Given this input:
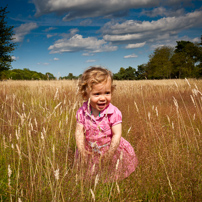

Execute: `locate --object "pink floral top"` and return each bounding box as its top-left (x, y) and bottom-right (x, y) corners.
top-left (76, 101), bottom-right (138, 180)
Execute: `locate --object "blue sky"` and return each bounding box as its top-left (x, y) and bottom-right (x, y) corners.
top-left (2, 0), bottom-right (202, 77)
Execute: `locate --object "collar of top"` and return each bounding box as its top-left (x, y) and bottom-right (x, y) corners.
top-left (83, 101), bottom-right (114, 118)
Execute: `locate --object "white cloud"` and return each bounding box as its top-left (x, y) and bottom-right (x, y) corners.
top-left (47, 34), bottom-right (57, 38)
top-left (48, 34), bottom-right (117, 54)
top-left (192, 37), bottom-right (200, 43)
top-left (125, 42), bottom-right (146, 49)
top-left (11, 56), bottom-right (19, 60)
top-left (33, 0), bottom-right (166, 20)
top-left (54, 57), bottom-right (59, 61)
top-left (80, 19), bottom-right (92, 26)
top-left (37, 62), bottom-right (50, 65)
top-left (60, 28), bottom-right (79, 38)
top-left (124, 54), bottom-right (138, 59)
top-left (102, 10), bottom-right (202, 44)
top-left (86, 60), bottom-right (96, 63)
top-left (44, 27), bottom-right (57, 32)
top-left (82, 53), bottom-right (94, 56)
top-left (141, 7), bottom-right (185, 17)
top-left (13, 23), bottom-right (38, 42)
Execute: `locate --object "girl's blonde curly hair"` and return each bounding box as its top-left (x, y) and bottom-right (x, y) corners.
top-left (78, 66), bottom-right (116, 100)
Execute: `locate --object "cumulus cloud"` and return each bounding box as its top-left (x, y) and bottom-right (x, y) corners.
top-left (47, 34), bottom-right (54, 38)
top-left (124, 54), bottom-right (138, 58)
top-left (86, 59), bottom-right (96, 63)
top-left (13, 23), bottom-right (38, 42)
top-left (101, 10), bottom-right (202, 44)
top-left (37, 62), bottom-right (50, 65)
top-left (44, 27), bottom-right (57, 32)
top-left (33, 0), bottom-right (164, 20)
top-left (54, 58), bottom-right (59, 61)
top-left (141, 7), bottom-right (185, 17)
top-left (82, 53), bottom-right (94, 56)
top-left (11, 56), bottom-right (19, 60)
top-left (48, 33), bottom-right (117, 54)
top-left (80, 19), bottom-right (92, 26)
top-left (125, 42), bottom-right (146, 49)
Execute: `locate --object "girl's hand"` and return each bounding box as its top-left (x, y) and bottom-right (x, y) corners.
top-left (80, 149), bottom-right (92, 164)
top-left (101, 152), bottom-right (113, 165)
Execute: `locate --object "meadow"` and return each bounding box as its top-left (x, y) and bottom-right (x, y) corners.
top-left (0, 79), bottom-right (202, 201)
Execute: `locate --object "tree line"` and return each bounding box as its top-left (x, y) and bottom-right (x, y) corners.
top-left (114, 39), bottom-right (202, 80)
top-left (1, 68), bottom-right (56, 80)
top-left (1, 6), bottom-right (202, 80)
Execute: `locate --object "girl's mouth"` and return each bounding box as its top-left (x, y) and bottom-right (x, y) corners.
top-left (97, 103), bottom-right (106, 109)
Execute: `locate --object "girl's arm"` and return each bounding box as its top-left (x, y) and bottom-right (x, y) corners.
top-left (104, 123), bottom-right (122, 160)
top-left (75, 123), bottom-right (89, 162)
top-left (75, 123), bottom-right (85, 153)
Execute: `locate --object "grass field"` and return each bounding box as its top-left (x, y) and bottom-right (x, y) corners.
top-left (0, 79), bottom-right (202, 201)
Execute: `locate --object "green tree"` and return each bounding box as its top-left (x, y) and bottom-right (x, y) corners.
top-left (136, 64), bottom-right (148, 79)
top-left (0, 6), bottom-right (16, 79)
top-left (113, 66), bottom-right (137, 80)
top-left (171, 40), bottom-right (202, 78)
top-left (124, 66), bottom-right (136, 80)
top-left (146, 46), bottom-right (174, 79)
top-left (46, 72), bottom-right (55, 80)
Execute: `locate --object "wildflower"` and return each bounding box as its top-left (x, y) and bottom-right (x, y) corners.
top-left (3, 135), bottom-right (6, 149)
top-left (54, 168), bottom-right (59, 181)
top-left (90, 189), bottom-right (95, 201)
top-left (41, 132), bottom-right (44, 140)
top-left (127, 127), bottom-right (131, 134)
top-left (120, 151), bottom-right (123, 161)
top-left (34, 118), bottom-right (38, 128)
top-left (94, 174), bottom-right (99, 190)
top-left (172, 122), bottom-right (174, 130)
top-left (155, 107), bottom-right (158, 117)
top-left (192, 88), bottom-right (198, 96)
top-left (116, 181), bottom-right (120, 194)
top-left (148, 112), bottom-right (151, 121)
top-left (185, 78), bottom-right (191, 87)
top-left (8, 165), bottom-right (12, 178)
top-left (22, 102), bottom-right (25, 111)
top-left (16, 144), bottom-right (21, 159)
top-left (75, 174), bottom-right (78, 185)
top-left (54, 88), bottom-right (59, 100)
top-left (15, 129), bottom-right (19, 140)
top-left (190, 95), bottom-right (196, 107)
top-left (134, 101), bottom-right (139, 113)
top-left (52, 144), bottom-right (55, 154)
top-left (92, 163), bottom-right (95, 174)
top-left (166, 115), bottom-right (170, 124)
top-left (173, 96), bottom-right (179, 112)
top-left (116, 159), bottom-right (120, 170)
top-left (54, 102), bottom-right (62, 111)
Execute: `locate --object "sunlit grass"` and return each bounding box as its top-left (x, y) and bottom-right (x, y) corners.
top-left (0, 79), bottom-right (202, 201)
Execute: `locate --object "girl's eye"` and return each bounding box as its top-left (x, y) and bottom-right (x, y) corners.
top-left (106, 92), bottom-right (111, 95)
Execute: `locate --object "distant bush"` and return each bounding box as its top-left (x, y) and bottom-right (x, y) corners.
top-left (1, 68), bottom-right (56, 80)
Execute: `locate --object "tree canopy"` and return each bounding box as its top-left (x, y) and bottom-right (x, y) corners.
top-left (2, 68), bottom-right (56, 80)
top-left (114, 38), bottom-right (202, 80)
top-left (0, 6), bottom-right (16, 79)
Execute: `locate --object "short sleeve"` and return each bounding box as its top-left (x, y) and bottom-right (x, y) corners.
top-left (109, 107), bottom-right (122, 127)
top-left (76, 107), bottom-right (84, 125)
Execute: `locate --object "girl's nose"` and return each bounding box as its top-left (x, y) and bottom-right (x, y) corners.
top-left (99, 94), bottom-right (105, 100)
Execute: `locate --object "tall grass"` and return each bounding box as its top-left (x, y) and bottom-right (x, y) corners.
top-left (0, 79), bottom-right (202, 201)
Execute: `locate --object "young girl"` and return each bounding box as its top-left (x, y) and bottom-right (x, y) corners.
top-left (75, 66), bottom-right (138, 180)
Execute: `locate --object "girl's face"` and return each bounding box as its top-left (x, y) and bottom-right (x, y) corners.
top-left (87, 78), bottom-right (112, 115)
